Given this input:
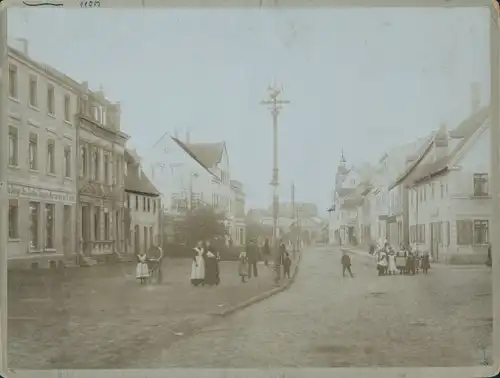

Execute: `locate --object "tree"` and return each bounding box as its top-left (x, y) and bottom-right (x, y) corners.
top-left (177, 207), bottom-right (228, 247)
top-left (245, 220), bottom-right (272, 243)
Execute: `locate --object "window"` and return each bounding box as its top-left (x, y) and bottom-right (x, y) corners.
top-left (456, 220), bottom-right (473, 245)
top-left (144, 226), bottom-right (148, 252)
top-left (94, 207), bottom-right (100, 240)
top-left (45, 204), bottom-right (55, 249)
top-left (143, 196), bottom-right (147, 211)
top-left (127, 194), bottom-right (130, 209)
top-left (47, 139), bottom-right (55, 174)
top-left (104, 212), bottom-right (110, 240)
top-left (64, 146), bottom-right (71, 178)
top-left (8, 199), bottom-right (19, 239)
top-left (440, 184), bottom-right (444, 199)
top-left (135, 195), bottom-right (139, 211)
top-left (104, 153), bottom-right (110, 184)
top-left (29, 75), bottom-right (38, 108)
top-left (239, 228), bottom-right (244, 244)
top-left (445, 221), bottom-right (450, 246)
top-left (473, 173), bottom-right (488, 196)
top-left (29, 133), bottom-right (38, 170)
top-left (29, 202), bottom-right (40, 249)
top-left (431, 183), bottom-right (434, 199)
top-left (47, 84), bottom-right (55, 115)
top-left (64, 94), bottom-right (71, 122)
top-left (153, 199), bottom-right (156, 213)
top-left (8, 126), bottom-right (18, 166)
top-left (416, 224), bottom-right (425, 243)
top-left (473, 220), bottom-right (489, 244)
top-left (147, 198), bottom-right (151, 212)
top-left (8, 64), bottom-right (18, 99)
top-left (102, 108), bottom-right (107, 125)
top-left (92, 106), bottom-right (99, 122)
top-left (92, 147), bottom-right (100, 181)
top-left (80, 144), bottom-right (88, 178)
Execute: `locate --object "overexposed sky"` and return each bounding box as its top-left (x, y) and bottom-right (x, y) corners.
top-left (8, 7), bottom-right (490, 211)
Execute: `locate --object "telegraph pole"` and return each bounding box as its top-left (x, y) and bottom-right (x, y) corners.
top-left (0, 8), bottom-right (8, 375)
top-left (261, 83), bottom-right (290, 283)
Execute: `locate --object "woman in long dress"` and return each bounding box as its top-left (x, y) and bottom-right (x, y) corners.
top-left (377, 250), bottom-right (388, 276)
top-left (238, 250), bottom-right (249, 282)
top-left (136, 251), bottom-right (150, 284)
top-left (191, 240), bottom-right (206, 286)
top-left (388, 252), bottom-right (397, 275)
top-left (204, 240), bottom-right (220, 286)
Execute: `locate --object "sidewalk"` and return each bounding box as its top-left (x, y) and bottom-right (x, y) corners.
top-left (8, 257), bottom-right (290, 369)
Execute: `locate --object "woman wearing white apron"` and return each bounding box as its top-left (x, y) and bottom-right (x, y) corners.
top-left (191, 240), bottom-right (206, 286)
top-left (388, 252), bottom-right (397, 275)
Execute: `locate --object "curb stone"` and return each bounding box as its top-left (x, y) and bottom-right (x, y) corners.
top-left (218, 250), bottom-right (303, 317)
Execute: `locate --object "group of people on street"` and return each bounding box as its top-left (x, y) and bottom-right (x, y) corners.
top-left (238, 238), bottom-right (293, 283)
top-left (190, 240), bottom-right (221, 286)
top-left (372, 240), bottom-right (430, 276)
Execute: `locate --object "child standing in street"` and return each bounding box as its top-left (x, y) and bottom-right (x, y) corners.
top-left (238, 250), bottom-right (249, 283)
top-left (341, 251), bottom-right (354, 278)
top-left (136, 251), bottom-right (150, 284)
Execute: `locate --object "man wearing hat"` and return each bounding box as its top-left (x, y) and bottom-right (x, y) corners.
top-left (246, 238), bottom-right (260, 278)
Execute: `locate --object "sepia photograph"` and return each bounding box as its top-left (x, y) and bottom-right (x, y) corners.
top-left (0, 1), bottom-right (496, 375)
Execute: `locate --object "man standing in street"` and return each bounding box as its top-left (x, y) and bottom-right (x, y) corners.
top-left (246, 238), bottom-right (259, 279)
top-left (341, 250), bottom-right (354, 278)
top-left (148, 243), bottom-right (164, 284)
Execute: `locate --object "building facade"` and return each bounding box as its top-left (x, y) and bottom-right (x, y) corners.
top-left (229, 179), bottom-right (246, 246)
top-left (406, 107), bottom-right (490, 263)
top-left (7, 47), bottom-right (79, 268)
top-left (76, 83), bottom-right (129, 262)
top-left (124, 150), bottom-right (161, 255)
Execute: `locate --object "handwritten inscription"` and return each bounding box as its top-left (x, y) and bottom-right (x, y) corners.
top-left (80, 0), bottom-right (100, 7)
top-left (8, 183), bottom-right (76, 203)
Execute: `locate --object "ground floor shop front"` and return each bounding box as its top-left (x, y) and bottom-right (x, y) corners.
top-left (7, 183), bottom-right (76, 269)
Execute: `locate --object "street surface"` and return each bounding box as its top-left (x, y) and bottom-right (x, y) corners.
top-left (143, 245), bottom-right (492, 368)
top-left (8, 258), bottom-right (279, 369)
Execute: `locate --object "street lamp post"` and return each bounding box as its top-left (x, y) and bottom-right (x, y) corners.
top-left (261, 83), bottom-right (290, 283)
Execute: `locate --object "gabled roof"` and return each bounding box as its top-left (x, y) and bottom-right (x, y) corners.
top-left (171, 137), bottom-right (221, 181)
top-left (124, 150), bottom-right (160, 196)
top-left (411, 107), bottom-right (489, 185)
top-left (388, 135), bottom-right (435, 190)
top-left (185, 141), bottom-right (225, 168)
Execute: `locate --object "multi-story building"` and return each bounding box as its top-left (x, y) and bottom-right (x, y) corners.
top-left (124, 149), bottom-right (161, 254)
top-left (229, 179), bottom-right (246, 246)
top-left (7, 46), bottom-right (79, 268)
top-left (405, 106), bottom-right (490, 263)
top-left (76, 82), bottom-right (129, 263)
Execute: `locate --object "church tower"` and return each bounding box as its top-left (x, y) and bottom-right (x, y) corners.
top-left (335, 150), bottom-right (349, 190)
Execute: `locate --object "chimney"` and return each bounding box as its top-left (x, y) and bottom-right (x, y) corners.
top-left (433, 122), bottom-right (449, 162)
top-left (470, 82), bottom-right (480, 113)
top-left (185, 130), bottom-right (191, 144)
top-left (16, 38), bottom-right (28, 56)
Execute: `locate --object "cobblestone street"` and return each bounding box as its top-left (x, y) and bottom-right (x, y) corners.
top-left (144, 246), bottom-right (492, 368)
top-left (8, 258), bottom-right (278, 369)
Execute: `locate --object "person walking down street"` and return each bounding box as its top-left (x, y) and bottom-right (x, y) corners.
top-left (262, 238), bottom-right (271, 267)
top-left (341, 251), bottom-right (354, 277)
top-left (191, 240), bottom-right (206, 286)
top-left (136, 251), bottom-right (150, 284)
top-left (376, 249), bottom-right (388, 276)
top-left (246, 239), bottom-right (259, 278)
top-left (282, 245), bottom-right (292, 279)
top-left (238, 250), bottom-right (249, 283)
top-left (203, 240), bottom-right (220, 286)
top-left (421, 251), bottom-right (430, 274)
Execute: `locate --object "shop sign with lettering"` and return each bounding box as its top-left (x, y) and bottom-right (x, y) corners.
top-left (8, 183), bottom-right (76, 203)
